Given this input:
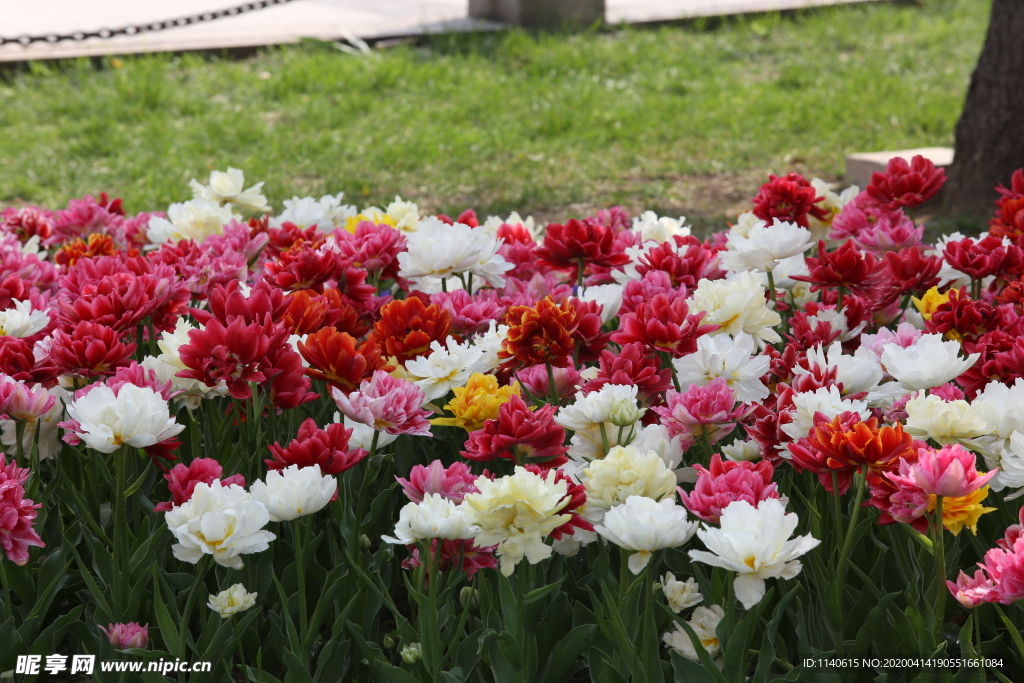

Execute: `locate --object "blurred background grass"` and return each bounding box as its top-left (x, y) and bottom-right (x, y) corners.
top-left (0, 0), bottom-right (990, 227)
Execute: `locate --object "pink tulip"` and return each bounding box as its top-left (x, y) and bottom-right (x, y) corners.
top-left (515, 360), bottom-right (582, 401)
top-left (887, 444), bottom-right (996, 499)
top-left (5, 383), bottom-right (56, 422)
top-left (396, 461), bottom-right (481, 504)
top-left (946, 569), bottom-right (998, 608)
top-left (678, 454), bottom-right (780, 524)
top-left (653, 378), bottom-right (752, 448)
top-left (100, 622), bottom-right (149, 649)
top-left (331, 371), bottom-right (433, 437)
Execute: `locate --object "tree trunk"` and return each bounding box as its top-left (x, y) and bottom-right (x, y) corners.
top-left (945, 0), bottom-right (1024, 221)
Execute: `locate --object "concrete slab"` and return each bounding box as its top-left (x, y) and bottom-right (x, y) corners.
top-left (0, 0), bottom-right (498, 62)
top-left (607, 0), bottom-right (880, 23)
top-left (0, 0), bottom-right (884, 63)
top-left (845, 147), bottom-right (955, 189)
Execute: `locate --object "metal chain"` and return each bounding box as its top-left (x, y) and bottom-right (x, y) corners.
top-left (0, 0), bottom-right (298, 47)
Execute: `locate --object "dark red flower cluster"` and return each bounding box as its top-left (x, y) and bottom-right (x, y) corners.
top-left (794, 240), bottom-right (894, 305)
top-left (991, 170), bottom-right (1024, 243)
top-left (154, 458), bottom-right (246, 512)
top-left (535, 219), bottom-right (630, 273)
top-left (462, 394), bottom-right (567, 467)
top-left (943, 235), bottom-right (1024, 284)
top-left (752, 173), bottom-right (829, 228)
top-left (635, 236), bottom-right (714, 290)
top-left (265, 417), bottom-right (368, 475)
top-left (56, 255), bottom-right (190, 333)
top-left (611, 291), bottom-right (717, 357)
top-left (583, 342), bottom-right (672, 408)
top-left (865, 155), bottom-right (946, 210)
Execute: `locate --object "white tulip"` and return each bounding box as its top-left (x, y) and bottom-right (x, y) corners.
top-left (207, 584), bottom-right (257, 617)
top-left (596, 496), bottom-right (698, 574)
top-left (689, 498), bottom-right (819, 609)
top-left (165, 481), bottom-right (276, 569)
top-left (382, 493), bottom-right (477, 545)
top-left (250, 465), bottom-right (337, 522)
top-left (880, 334), bottom-right (979, 392)
top-left (64, 384), bottom-right (184, 454)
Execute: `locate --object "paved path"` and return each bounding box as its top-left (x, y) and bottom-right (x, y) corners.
top-left (0, 0), bottom-right (880, 62)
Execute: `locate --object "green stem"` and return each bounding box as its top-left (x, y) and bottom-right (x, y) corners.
top-left (354, 430), bottom-right (381, 534)
top-left (576, 259), bottom-right (585, 293)
top-left (830, 471), bottom-right (844, 555)
top-left (513, 370), bottom-right (541, 407)
top-left (896, 520), bottom-right (933, 551)
top-left (973, 608), bottom-right (981, 656)
top-left (766, 268), bottom-right (777, 309)
top-left (599, 422), bottom-right (611, 457)
top-left (726, 573), bottom-right (736, 637)
top-left (295, 517), bottom-right (309, 664)
top-left (697, 432), bottom-right (713, 463)
top-left (833, 466), bottom-right (867, 653)
top-left (147, 319), bottom-right (158, 358)
top-left (178, 557), bottom-right (211, 659)
top-left (235, 623), bottom-right (247, 674)
top-left (836, 285), bottom-right (845, 312)
top-left (835, 467), bottom-right (867, 583)
top-left (640, 562), bottom-right (655, 679)
top-left (441, 277), bottom-right (448, 293)
top-left (545, 361), bottom-right (559, 406)
top-left (113, 446), bottom-right (129, 618)
top-left (14, 420), bottom-right (24, 467)
top-left (519, 562), bottom-right (535, 680)
top-left (618, 546), bottom-right (630, 616)
top-left (660, 351), bottom-right (681, 392)
top-left (135, 322), bottom-right (145, 362)
top-left (933, 495), bottom-right (947, 648)
top-left (424, 540), bottom-right (443, 683)
top-left (0, 556), bottom-right (10, 622)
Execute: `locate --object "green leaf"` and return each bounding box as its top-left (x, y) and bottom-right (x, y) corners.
top-left (752, 585), bottom-right (800, 682)
top-left (281, 651), bottom-right (316, 683)
top-left (670, 650), bottom-right (720, 683)
top-left (440, 668), bottom-right (465, 683)
top-left (536, 624), bottom-right (596, 683)
top-left (245, 665), bottom-right (284, 683)
top-left (851, 592), bottom-right (901, 655)
top-left (27, 606), bottom-right (82, 655)
top-left (125, 459), bottom-right (154, 496)
top-left (486, 631), bottom-right (519, 683)
top-left (302, 564), bottom-right (349, 654)
top-left (272, 573), bottom-right (304, 669)
top-left (67, 539), bottom-right (113, 623)
top-left (722, 587), bottom-right (774, 681)
top-left (524, 578), bottom-right (565, 606)
top-left (25, 547), bottom-right (71, 621)
top-left (152, 572), bottom-right (180, 656)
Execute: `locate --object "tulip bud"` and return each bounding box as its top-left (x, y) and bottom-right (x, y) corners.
top-left (383, 634), bottom-right (396, 650)
top-left (608, 401), bottom-right (643, 428)
top-left (359, 534), bottom-right (372, 549)
top-left (459, 586), bottom-right (479, 610)
top-left (400, 643), bottom-right (422, 664)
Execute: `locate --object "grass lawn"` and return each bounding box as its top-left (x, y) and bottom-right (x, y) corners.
top-left (0, 0), bottom-right (991, 227)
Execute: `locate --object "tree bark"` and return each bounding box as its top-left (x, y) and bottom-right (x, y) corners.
top-left (945, 0), bottom-right (1024, 220)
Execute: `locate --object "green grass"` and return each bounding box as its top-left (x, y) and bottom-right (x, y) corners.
top-left (0, 0), bottom-right (990, 225)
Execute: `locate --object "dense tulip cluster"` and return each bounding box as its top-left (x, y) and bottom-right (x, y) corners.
top-left (3, 159), bottom-right (1024, 679)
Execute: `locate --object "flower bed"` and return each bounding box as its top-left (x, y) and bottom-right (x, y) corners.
top-left (2, 161), bottom-right (1024, 680)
